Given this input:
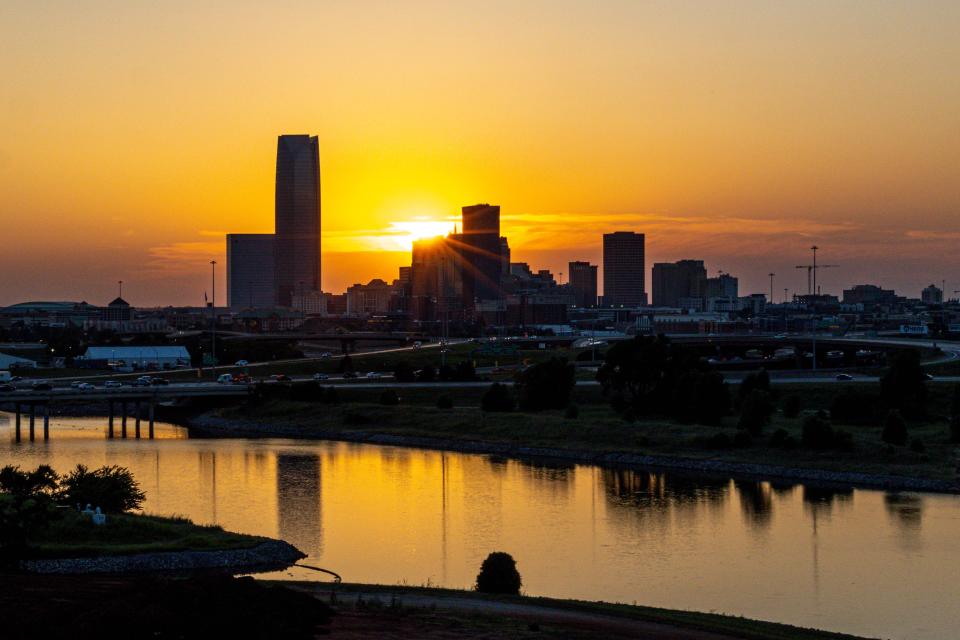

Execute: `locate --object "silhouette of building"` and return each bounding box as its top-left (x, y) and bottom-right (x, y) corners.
top-left (227, 233), bottom-right (276, 309)
top-left (602, 232), bottom-right (646, 306)
top-left (274, 135), bottom-right (320, 307)
top-left (705, 273), bottom-right (738, 299)
top-left (460, 204), bottom-right (502, 303)
top-left (101, 297), bottom-right (131, 322)
top-left (652, 260), bottom-right (707, 307)
top-left (410, 237), bottom-right (464, 322)
top-left (346, 279), bottom-right (401, 315)
top-left (922, 284), bottom-right (943, 304)
top-left (842, 284), bottom-right (899, 306)
top-left (568, 261), bottom-right (598, 307)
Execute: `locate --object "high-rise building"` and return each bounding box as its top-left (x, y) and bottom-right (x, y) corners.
top-left (227, 234), bottom-right (276, 309)
top-left (410, 237), bottom-right (464, 322)
top-left (652, 259), bottom-right (707, 307)
top-left (602, 232), bottom-right (645, 306)
top-left (705, 273), bottom-right (739, 298)
top-left (568, 261), bottom-right (598, 307)
top-left (274, 135), bottom-right (321, 307)
top-left (921, 284), bottom-right (943, 304)
top-left (460, 204), bottom-right (502, 302)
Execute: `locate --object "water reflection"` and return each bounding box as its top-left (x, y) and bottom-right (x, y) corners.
top-left (1, 413), bottom-right (959, 640)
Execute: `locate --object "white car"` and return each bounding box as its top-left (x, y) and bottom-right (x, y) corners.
top-left (104, 380), bottom-right (123, 388)
top-left (235, 360), bottom-right (249, 367)
top-left (217, 374), bottom-right (234, 384)
top-left (78, 383), bottom-right (96, 391)
top-left (313, 373), bottom-right (329, 381)
top-left (365, 372), bottom-right (380, 379)
top-left (319, 352), bottom-right (333, 359)
top-left (70, 380), bottom-right (84, 388)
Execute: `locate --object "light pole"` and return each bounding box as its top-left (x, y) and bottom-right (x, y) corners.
top-left (210, 260), bottom-right (217, 378)
top-left (768, 273), bottom-right (775, 304)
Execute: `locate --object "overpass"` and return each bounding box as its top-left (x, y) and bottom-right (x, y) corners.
top-left (1, 383), bottom-right (250, 441)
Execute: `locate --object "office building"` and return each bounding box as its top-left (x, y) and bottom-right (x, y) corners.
top-left (704, 273), bottom-right (738, 299)
top-left (568, 261), bottom-right (598, 307)
top-left (922, 284), bottom-right (943, 304)
top-left (274, 135), bottom-right (321, 307)
top-left (652, 260), bottom-right (707, 307)
top-left (410, 237), bottom-right (464, 322)
top-left (842, 284), bottom-right (899, 306)
top-left (460, 204), bottom-right (502, 302)
top-left (227, 233), bottom-right (276, 308)
top-left (603, 232), bottom-right (645, 306)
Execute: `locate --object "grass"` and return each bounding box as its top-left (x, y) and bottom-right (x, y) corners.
top-left (27, 511), bottom-right (265, 559)
top-left (281, 581), bottom-right (874, 640)
top-left (218, 379), bottom-right (960, 483)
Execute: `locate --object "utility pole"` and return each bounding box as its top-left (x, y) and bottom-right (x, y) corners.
top-left (811, 245), bottom-right (819, 296)
top-left (210, 260), bottom-right (217, 378)
top-left (768, 273), bottom-right (775, 303)
top-left (118, 280), bottom-right (123, 299)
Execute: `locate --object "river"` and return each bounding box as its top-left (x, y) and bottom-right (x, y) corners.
top-left (2, 412), bottom-right (958, 640)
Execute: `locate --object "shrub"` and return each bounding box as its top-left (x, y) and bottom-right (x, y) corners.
top-left (58, 465), bottom-right (145, 513)
top-left (393, 361), bottom-right (415, 383)
top-left (738, 390), bottom-right (774, 436)
top-left (436, 394), bottom-right (453, 409)
top-left (453, 361), bottom-right (477, 382)
top-left (323, 387), bottom-right (341, 404)
top-left (417, 365), bottom-right (437, 382)
top-left (705, 432), bottom-right (732, 449)
top-left (733, 430), bottom-right (752, 447)
top-left (481, 383), bottom-right (515, 412)
top-left (621, 407), bottom-right (637, 423)
top-left (475, 551), bottom-right (522, 595)
top-left (0, 465), bottom-right (60, 562)
top-left (738, 369), bottom-right (771, 403)
top-left (801, 412), bottom-right (835, 450)
top-left (950, 416), bottom-right (960, 444)
top-left (516, 358), bottom-right (575, 411)
top-left (832, 428), bottom-right (855, 452)
top-left (910, 438), bottom-right (926, 453)
top-left (769, 428), bottom-right (790, 447)
top-left (437, 364), bottom-right (455, 382)
top-left (830, 391), bottom-right (878, 425)
top-left (881, 411), bottom-right (908, 446)
top-left (379, 390), bottom-right (399, 406)
top-left (782, 395), bottom-right (802, 419)
top-left (880, 350), bottom-right (927, 418)
top-left (950, 385), bottom-right (960, 443)
top-left (565, 404), bottom-right (580, 419)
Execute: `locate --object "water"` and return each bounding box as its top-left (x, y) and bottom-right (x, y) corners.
top-left (2, 413), bottom-right (959, 640)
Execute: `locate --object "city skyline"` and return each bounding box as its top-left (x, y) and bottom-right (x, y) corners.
top-left (2, 2), bottom-right (959, 305)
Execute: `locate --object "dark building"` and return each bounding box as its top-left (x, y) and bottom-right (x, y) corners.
top-left (101, 297), bottom-right (131, 322)
top-left (274, 135), bottom-right (321, 307)
top-left (842, 284), bottom-right (899, 306)
top-left (603, 232), bottom-right (646, 306)
top-left (704, 273), bottom-right (738, 299)
top-left (460, 204), bottom-right (502, 303)
top-left (227, 233), bottom-right (275, 308)
top-left (410, 237), bottom-right (464, 322)
top-left (652, 259), bottom-right (707, 307)
top-left (568, 261), bottom-right (598, 307)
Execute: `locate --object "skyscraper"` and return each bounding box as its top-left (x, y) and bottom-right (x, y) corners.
top-left (274, 135), bottom-right (320, 307)
top-left (460, 204), bottom-right (502, 303)
top-left (652, 259), bottom-right (707, 307)
top-left (603, 232), bottom-right (645, 306)
top-left (568, 261), bottom-right (598, 307)
top-left (227, 234), bottom-right (276, 309)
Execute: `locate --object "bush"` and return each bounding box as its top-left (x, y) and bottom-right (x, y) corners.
top-left (481, 383), bottom-right (515, 412)
top-left (453, 361), bottom-right (477, 382)
top-left (621, 407), bottom-right (637, 423)
top-left (436, 394), bottom-right (453, 409)
top-left (738, 390), bottom-right (774, 436)
top-left (705, 432), bottom-right (732, 449)
top-left (379, 390), bottom-right (399, 406)
top-left (0, 465), bottom-right (60, 562)
top-left (393, 361), bottom-right (415, 383)
top-left (565, 404), bottom-right (580, 419)
top-left (417, 365), bottom-right (437, 382)
top-left (782, 395), bottom-right (802, 419)
top-left (881, 410), bottom-right (908, 446)
top-left (738, 369), bottom-right (771, 403)
top-left (950, 385), bottom-right (960, 443)
top-left (516, 358), bottom-right (575, 411)
top-left (880, 350), bottom-right (927, 418)
top-left (801, 412), bottom-right (835, 450)
top-left (58, 465), bottom-right (145, 513)
top-left (832, 428), bottom-right (854, 452)
top-left (733, 430), bottom-right (752, 447)
top-left (323, 387), bottom-right (341, 404)
top-left (910, 438), bottom-right (926, 453)
top-left (475, 551), bottom-right (522, 595)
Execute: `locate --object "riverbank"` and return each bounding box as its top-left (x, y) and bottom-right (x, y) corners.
top-left (191, 401), bottom-right (960, 493)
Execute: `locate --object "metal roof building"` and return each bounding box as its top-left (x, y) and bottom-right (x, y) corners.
top-left (80, 346), bottom-right (191, 368)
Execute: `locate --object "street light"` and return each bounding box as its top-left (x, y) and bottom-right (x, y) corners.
top-left (210, 260), bottom-right (217, 378)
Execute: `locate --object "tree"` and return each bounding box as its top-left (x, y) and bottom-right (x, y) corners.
top-left (481, 383), bottom-right (515, 412)
top-left (782, 395), bottom-right (802, 419)
top-left (393, 361), bottom-right (415, 383)
top-left (516, 358), bottom-right (575, 411)
top-left (0, 465), bottom-right (59, 564)
top-left (801, 412), bottom-right (835, 450)
top-left (453, 361), bottom-right (477, 382)
top-left (338, 354), bottom-right (354, 374)
top-left (880, 350), bottom-right (927, 417)
top-left (881, 410), bottom-right (908, 446)
top-left (475, 551), bottom-right (522, 595)
top-left (738, 369), bottom-right (771, 403)
top-left (58, 465), bottom-right (145, 512)
top-left (738, 389), bottom-right (774, 436)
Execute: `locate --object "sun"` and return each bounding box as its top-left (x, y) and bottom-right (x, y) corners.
top-left (379, 218), bottom-right (457, 250)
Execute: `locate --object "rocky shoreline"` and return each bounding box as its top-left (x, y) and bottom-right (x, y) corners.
top-left (189, 413), bottom-right (960, 494)
top-left (22, 539), bottom-right (304, 575)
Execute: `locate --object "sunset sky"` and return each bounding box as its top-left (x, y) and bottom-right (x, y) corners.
top-left (1, 1), bottom-right (958, 306)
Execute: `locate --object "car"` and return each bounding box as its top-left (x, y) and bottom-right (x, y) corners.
top-left (104, 380), bottom-right (123, 388)
top-left (412, 341), bottom-right (422, 350)
top-left (70, 380), bottom-right (84, 388)
top-left (924, 373), bottom-right (934, 380)
top-left (133, 376), bottom-right (152, 387)
top-left (835, 373), bottom-right (854, 381)
top-left (11, 376), bottom-right (22, 382)
top-left (342, 371), bottom-right (357, 379)
top-left (78, 383), bottom-right (96, 391)
top-left (365, 372), bottom-right (380, 379)
top-left (217, 373), bottom-right (234, 384)
top-left (0, 384), bottom-right (15, 393)
top-left (31, 383), bottom-right (53, 391)
top-left (313, 373), bottom-right (329, 381)
top-left (235, 360), bottom-right (249, 367)
top-left (319, 352), bottom-right (333, 359)
top-left (270, 374), bottom-right (291, 382)
top-left (151, 377), bottom-right (169, 385)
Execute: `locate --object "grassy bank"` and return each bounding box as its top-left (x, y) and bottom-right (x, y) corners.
top-left (26, 511), bottom-right (264, 559)
top-left (283, 581), bottom-right (874, 640)
top-left (213, 380), bottom-right (960, 483)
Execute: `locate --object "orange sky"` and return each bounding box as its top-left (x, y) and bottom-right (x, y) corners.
top-left (1, 1), bottom-right (958, 305)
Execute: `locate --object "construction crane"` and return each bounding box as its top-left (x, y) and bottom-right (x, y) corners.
top-left (795, 245), bottom-right (838, 295)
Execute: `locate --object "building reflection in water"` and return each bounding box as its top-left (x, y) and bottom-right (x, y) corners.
top-left (276, 453), bottom-right (323, 557)
top-left (734, 480), bottom-right (774, 531)
top-left (884, 492), bottom-right (924, 551)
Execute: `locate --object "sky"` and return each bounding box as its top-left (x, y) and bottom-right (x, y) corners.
top-left (1, 0), bottom-right (958, 306)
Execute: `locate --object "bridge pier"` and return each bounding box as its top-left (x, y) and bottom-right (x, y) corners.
top-left (121, 403), bottom-right (127, 438)
top-left (108, 401), bottom-right (114, 438)
top-left (28, 404), bottom-right (35, 441)
top-left (135, 401), bottom-right (141, 438)
top-left (14, 404), bottom-right (21, 442)
top-left (148, 402), bottom-right (155, 439)
top-left (43, 405), bottom-right (49, 441)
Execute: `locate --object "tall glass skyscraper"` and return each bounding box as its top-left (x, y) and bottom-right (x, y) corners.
top-left (274, 134), bottom-right (320, 307)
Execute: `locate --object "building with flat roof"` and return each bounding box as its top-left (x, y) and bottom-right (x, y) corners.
top-left (602, 232), bottom-right (645, 306)
top-left (652, 260), bottom-right (707, 307)
top-left (227, 233), bottom-right (276, 308)
top-left (459, 204), bottom-right (502, 302)
top-left (274, 134), bottom-right (321, 307)
top-left (568, 261), bottom-right (598, 307)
